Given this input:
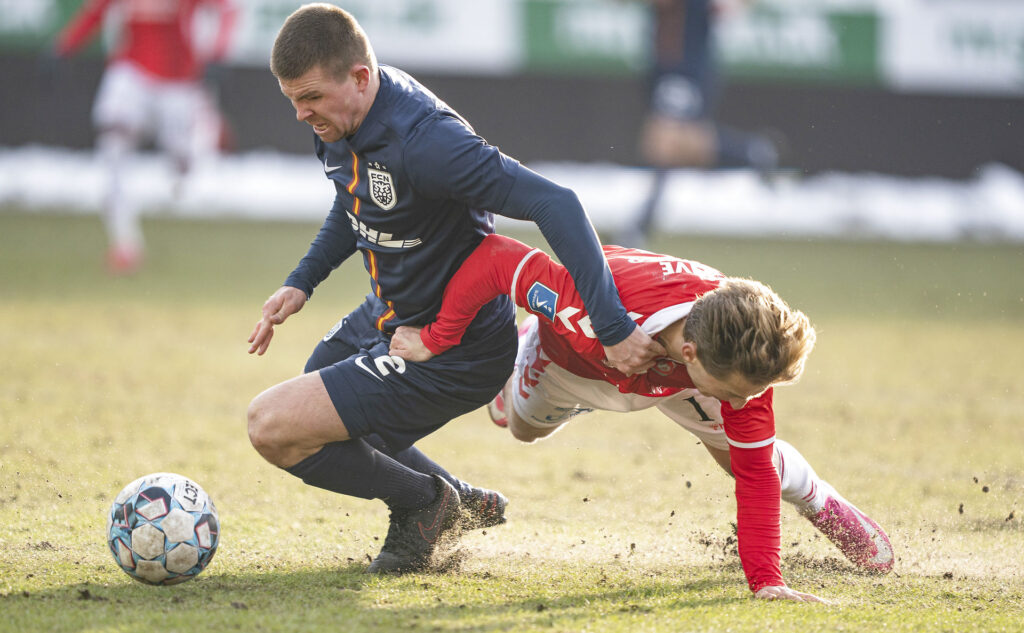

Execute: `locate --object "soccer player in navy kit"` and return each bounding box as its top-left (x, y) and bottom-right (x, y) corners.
top-left (245, 3), bottom-right (664, 574)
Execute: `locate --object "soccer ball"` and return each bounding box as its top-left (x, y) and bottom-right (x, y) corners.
top-left (106, 472), bottom-right (220, 585)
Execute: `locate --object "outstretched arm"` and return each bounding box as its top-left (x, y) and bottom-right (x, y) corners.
top-left (402, 117), bottom-right (661, 373)
top-left (733, 443), bottom-right (829, 603)
top-left (207, 0), bottom-right (239, 63)
top-left (416, 234), bottom-right (537, 356)
top-left (283, 204), bottom-right (358, 300)
top-left (54, 0), bottom-right (113, 57)
top-left (500, 167), bottom-right (662, 374)
top-left (700, 440), bottom-right (828, 603)
top-left (720, 390), bottom-right (786, 594)
top-left (391, 233), bottom-right (601, 360)
top-left (251, 203), bottom-right (354, 356)
top-left (247, 286), bottom-right (307, 356)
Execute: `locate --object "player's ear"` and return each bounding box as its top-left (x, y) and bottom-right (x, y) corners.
top-left (679, 341), bottom-right (698, 364)
top-left (351, 64), bottom-right (371, 88)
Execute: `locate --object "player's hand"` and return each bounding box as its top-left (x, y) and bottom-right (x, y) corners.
top-left (389, 326), bottom-right (435, 362)
top-left (247, 286), bottom-right (307, 356)
top-left (602, 325), bottom-right (666, 376)
top-left (754, 585), bottom-right (828, 604)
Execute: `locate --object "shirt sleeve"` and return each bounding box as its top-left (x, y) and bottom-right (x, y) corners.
top-left (206, 0), bottom-right (238, 62)
top-left (404, 115), bottom-right (633, 347)
top-left (404, 113), bottom-right (520, 212)
top-left (498, 166), bottom-right (635, 347)
top-left (283, 201), bottom-right (358, 299)
top-left (55, 0), bottom-right (111, 57)
top-left (419, 234), bottom-right (536, 355)
top-left (723, 389), bottom-right (785, 593)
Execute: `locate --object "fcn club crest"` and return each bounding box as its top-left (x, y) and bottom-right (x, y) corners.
top-left (367, 167), bottom-right (397, 211)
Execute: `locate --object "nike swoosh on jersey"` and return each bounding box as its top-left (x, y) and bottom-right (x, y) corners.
top-left (324, 159), bottom-right (344, 173)
top-left (354, 356), bottom-right (383, 381)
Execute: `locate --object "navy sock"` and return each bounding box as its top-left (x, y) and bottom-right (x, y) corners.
top-left (285, 440), bottom-right (436, 510)
top-left (636, 168), bottom-right (668, 238)
top-left (715, 126), bottom-right (778, 169)
top-left (364, 434), bottom-right (471, 498)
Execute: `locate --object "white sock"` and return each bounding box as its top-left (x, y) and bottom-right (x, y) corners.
top-left (98, 131), bottom-right (143, 251)
top-left (773, 439), bottom-right (834, 517)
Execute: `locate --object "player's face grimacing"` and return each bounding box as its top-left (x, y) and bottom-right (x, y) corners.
top-left (279, 64), bottom-right (371, 143)
top-left (657, 319), bottom-right (769, 410)
top-left (681, 352), bottom-right (768, 411)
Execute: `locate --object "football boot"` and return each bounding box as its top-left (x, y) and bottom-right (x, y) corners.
top-left (367, 475), bottom-right (462, 574)
top-left (808, 489), bottom-right (894, 573)
top-left (486, 391), bottom-right (508, 428)
top-left (461, 486), bottom-right (508, 529)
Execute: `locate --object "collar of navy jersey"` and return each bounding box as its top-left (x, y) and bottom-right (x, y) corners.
top-left (342, 66), bottom-right (393, 152)
top-left (317, 140), bottom-right (344, 177)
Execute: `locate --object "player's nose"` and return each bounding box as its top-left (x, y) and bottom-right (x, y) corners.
top-left (292, 102), bottom-right (311, 122)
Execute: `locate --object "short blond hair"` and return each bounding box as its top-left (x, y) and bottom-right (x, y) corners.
top-left (683, 279), bottom-right (816, 386)
top-left (271, 3), bottom-right (377, 81)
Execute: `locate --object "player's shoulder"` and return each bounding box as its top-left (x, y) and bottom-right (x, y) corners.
top-left (606, 247), bottom-right (724, 283)
top-left (379, 66), bottom-right (472, 137)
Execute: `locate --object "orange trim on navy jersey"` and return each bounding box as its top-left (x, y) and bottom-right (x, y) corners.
top-left (375, 303), bottom-right (396, 331)
top-left (348, 152), bottom-right (361, 215)
top-left (349, 151), bottom-right (391, 330)
top-left (365, 250), bottom-right (381, 297)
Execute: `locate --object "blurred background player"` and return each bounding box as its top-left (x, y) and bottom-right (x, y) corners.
top-left (620, 0), bottom-right (780, 247)
top-left (53, 0), bottom-right (237, 274)
top-left (390, 234), bottom-right (895, 601)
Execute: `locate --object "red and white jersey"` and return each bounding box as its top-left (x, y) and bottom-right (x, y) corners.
top-left (421, 234), bottom-right (784, 592)
top-left (56, 0), bottom-right (237, 80)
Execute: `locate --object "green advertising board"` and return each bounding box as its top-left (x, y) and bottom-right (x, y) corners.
top-left (718, 7), bottom-right (881, 86)
top-left (1, 0), bottom-right (1018, 95)
top-left (0, 0), bottom-right (96, 52)
top-left (521, 0), bottom-right (647, 75)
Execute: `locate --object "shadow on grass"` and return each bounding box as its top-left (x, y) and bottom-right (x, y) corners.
top-left (5, 562), bottom-right (744, 632)
top-left (784, 552), bottom-right (892, 577)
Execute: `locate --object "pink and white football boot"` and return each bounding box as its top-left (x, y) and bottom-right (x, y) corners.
top-left (487, 318), bottom-right (535, 429)
top-left (487, 390), bottom-right (508, 428)
top-left (106, 244), bottom-right (143, 276)
top-left (808, 486), bottom-right (894, 573)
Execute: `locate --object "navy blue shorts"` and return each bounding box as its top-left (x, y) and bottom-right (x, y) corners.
top-left (305, 294), bottom-right (517, 451)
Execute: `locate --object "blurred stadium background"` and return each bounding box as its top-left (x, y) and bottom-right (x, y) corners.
top-left (1, 0), bottom-right (1023, 240)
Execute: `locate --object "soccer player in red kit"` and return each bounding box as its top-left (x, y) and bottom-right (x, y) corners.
top-left (54, 0), bottom-right (237, 273)
top-left (390, 233), bottom-right (895, 602)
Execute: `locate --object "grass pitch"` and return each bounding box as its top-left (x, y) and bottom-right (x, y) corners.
top-left (1, 211), bottom-right (1022, 632)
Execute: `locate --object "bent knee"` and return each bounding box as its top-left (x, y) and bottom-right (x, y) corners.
top-left (509, 424), bottom-right (539, 443)
top-left (247, 394), bottom-right (291, 465)
top-left (508, 418), bottom-right (556, 444)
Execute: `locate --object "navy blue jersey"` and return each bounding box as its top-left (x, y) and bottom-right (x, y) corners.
top-left (285, 65), bottom-right (635, 344)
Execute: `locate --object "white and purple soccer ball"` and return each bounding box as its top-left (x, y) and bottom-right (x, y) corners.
top-left (106, 473), bottom-right (219, 585)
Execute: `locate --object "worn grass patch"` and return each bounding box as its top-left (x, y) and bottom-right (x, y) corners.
top-left (1, 211), bottom-right (1022, 632)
